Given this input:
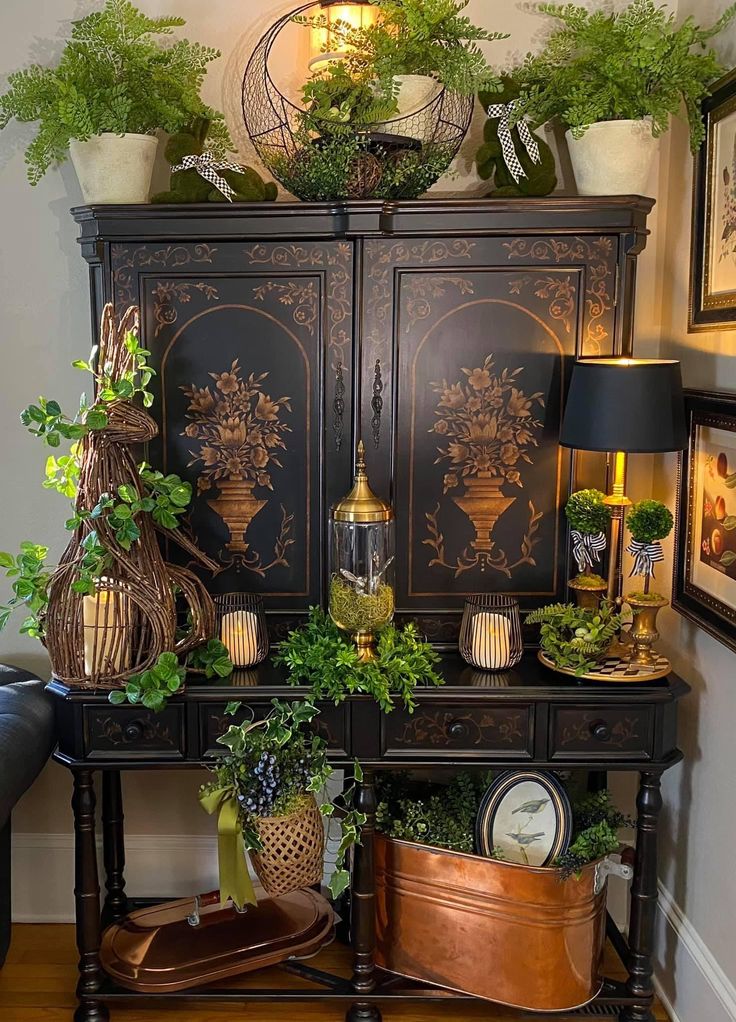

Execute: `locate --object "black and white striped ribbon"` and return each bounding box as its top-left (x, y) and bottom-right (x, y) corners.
top-left (170, 153), bottom-right (247, 202)
top-left (627, 540), bottom-right (665, 579)
top-left (485, 99), bottom-right (541, 183)
top-left (571, 530), bottom-right (607, 573)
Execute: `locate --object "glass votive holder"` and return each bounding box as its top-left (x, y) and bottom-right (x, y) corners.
top-left (459, 595), bottom-right (523, 672)
top-left (215, 594), bottom-right (269, 669)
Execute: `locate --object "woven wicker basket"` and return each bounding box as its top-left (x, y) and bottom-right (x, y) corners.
top-left (251, 796), bottom-right (325, 898)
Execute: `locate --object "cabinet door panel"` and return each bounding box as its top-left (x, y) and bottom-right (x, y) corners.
top-left (110, 240), bottom-right (354, 625)
top-left (360, 235), bottom-right (619, 636)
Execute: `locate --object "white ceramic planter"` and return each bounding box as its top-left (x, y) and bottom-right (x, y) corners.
top-left (565, 119), bottom-right (658, 196)
top-left (393, 74), bottom-right (442, 118)
top-left (70, 132), bottom-right (159, 204)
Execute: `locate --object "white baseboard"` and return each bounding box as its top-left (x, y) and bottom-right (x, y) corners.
top-left (11, 832), bottom-right (221, 923)
top-left (655, 880), bottom-right (736, 1022)
top-left (11, 829), bottom-right (339, 923)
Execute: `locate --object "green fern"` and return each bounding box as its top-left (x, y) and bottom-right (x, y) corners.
top-left (512, 1), bottom-right (736, 152)
top-left (527, 601), bottom-right (621, 675)
top-left (1, 0), bottom-right (232, 184)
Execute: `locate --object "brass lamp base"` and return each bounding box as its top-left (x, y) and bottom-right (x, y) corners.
top-left (354, 632), bottom-right (376, 662)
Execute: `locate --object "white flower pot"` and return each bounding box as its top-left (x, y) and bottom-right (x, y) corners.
top-left (565, 119), bottom-right (658, 196)
top-left (70, 132), bottom-right (159, 204)
top-left (393, 74), bottom-right (442, 118)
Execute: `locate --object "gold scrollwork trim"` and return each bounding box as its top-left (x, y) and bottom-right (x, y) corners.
top-left (152, 281), bottom-right (220, 337)
top-left (244, 242), bottom-right (352, 369)
top-left (112, 243), bottom-right (217, 307)
top-left (503, 237), bottom-right (614, 355)
top-left (364, 240), bottom-right (477, 358)
top-left (252, 281), bottom-right (319, 336)
top-left (403, 275), bottom-right (476, 332)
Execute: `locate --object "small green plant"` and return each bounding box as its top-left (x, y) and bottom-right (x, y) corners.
top-left (376, 772), bottom-right (492, 854)
top-left (512, 1), bottom-right (736, 151)
top-left (565, 489), bottom-right (610, 535)
top-left (555, 791), bottom-right (633, 880)
top-left (627, 499), bottom-right (674, 545)
top-left (301, 62), bottom-right (397, 127)
top-left (0, 543), bottom-right (51, 639)
top-left (274, 607), bottom-right (443, 713)
top-left (109, 651), bottom-right (186, 712)
top-left (108, 642), bottom-right (233, 711)
top-left (626, 498), bottom-right (673, 596)
top-left (0, 0), bottom-right (232, 184)
top-left (527, 601), bottom-right (621, 675)
top-left (297, 0), bottom-right (506, 101)
top-left (201, 699), bottom-right (366, 902)
top-left (187, 638), bottom-right (234, 679)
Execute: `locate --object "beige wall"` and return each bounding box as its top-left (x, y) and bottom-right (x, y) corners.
top-left (3, 1), bottom-right (735, 1015)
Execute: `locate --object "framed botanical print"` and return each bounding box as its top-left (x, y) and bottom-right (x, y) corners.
top-left (673, 390), bottom-right (736, 651)
top-left (690, 68), bottom-right (736, 331)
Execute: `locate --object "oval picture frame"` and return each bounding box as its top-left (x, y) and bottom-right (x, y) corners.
top-left (475, 770), bottom-right (572, 867)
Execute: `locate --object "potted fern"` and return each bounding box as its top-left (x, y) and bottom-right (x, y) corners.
top-left (298, 0), bottom-right (505, 124)
top-left (0, 1), bottom-right (231, 203)
top-left (512, 1), bottom-right (736, 195)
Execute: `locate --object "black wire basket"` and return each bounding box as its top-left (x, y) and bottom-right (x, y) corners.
top-left (242, 2), bottom-right (474, 201)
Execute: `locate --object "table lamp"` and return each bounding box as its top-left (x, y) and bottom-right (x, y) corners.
top-left (559, 358), bottom-right (687, 602)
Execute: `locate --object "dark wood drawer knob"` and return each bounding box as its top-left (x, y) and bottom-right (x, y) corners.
top-left (124, 721), bottom-right (145, 742)
top-left (447, 719), bottom-right (469, 740)
top-left (590, 720), bottom-right (611, 742)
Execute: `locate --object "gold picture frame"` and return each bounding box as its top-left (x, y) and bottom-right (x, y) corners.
top-left (690, 68), bottom-right (736, 331)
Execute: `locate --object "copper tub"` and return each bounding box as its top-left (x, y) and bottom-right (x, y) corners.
top-left (375, 834), bottom-right (607, 1012)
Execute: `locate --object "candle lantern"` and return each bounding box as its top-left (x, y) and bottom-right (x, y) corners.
top-left (215, 594), bottom-right (269, 669)
top-left (460, 595), bottom-right (523, 672)
top-left (329, 441), bottom-right (394, 661)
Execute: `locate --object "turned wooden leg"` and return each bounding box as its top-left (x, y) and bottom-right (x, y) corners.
top-left (72, 770), bottom-right (108, 1022)
top-left (347, 768), bottom-right (381, 1022)
top-left (102, 771), bottom-right (127, 923)
top-left (620, 771), bottom-right (662, 1022)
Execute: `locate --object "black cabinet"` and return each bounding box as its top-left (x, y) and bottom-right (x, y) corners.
top-left (74, 197), bottom-right (653, 635)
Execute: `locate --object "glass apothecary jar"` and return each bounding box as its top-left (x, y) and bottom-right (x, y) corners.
top-left (329, 441), bottom-right (394, 661)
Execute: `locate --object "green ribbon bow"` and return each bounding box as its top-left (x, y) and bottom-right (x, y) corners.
top-left (199, 785), bottom-right (257, 910)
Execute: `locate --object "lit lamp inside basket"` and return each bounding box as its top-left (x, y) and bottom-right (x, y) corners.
top-left (82, 585), bottom-right (131, 678)
top-left (460, 595), bottom-right (523, 672)
top-left (216, 594), bottom-right (269, 669)
top-left (309, 1), bottom-right (379, 70)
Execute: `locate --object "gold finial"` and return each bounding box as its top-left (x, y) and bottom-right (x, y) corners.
top-left (331, 440), bottom-right (392, 523)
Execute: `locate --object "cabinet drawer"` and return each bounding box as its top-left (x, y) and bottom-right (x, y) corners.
top-left (83, 705), bottom-right (185, 760)
top-left (200, 702), bottom-right (350, 758)
top-left (382, 705), bottom-right (533, 758)
top-left (549, 705), bottom-right (655, 760)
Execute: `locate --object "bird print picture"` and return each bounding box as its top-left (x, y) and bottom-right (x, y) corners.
top-left (475, 771), bottom-right (572, 867)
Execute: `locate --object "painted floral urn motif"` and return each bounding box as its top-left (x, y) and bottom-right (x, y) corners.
top-left (181, 360), bottom-right (291, 552)
top-left (430, 354), bottom-right (545, 554)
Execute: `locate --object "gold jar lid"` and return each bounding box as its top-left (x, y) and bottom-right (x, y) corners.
top-left (332, 441), bottom-right (393, 523)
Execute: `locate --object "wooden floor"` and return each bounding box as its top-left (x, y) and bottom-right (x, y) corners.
top-left (0, 925), bottom-right (670, 1022)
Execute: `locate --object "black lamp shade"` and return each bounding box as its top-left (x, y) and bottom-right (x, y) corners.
top-left (560, 359), bottom-right (687, 453)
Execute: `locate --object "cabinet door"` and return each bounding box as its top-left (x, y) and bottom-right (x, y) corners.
top-left (110, 240), bottom-right (354, 629)
top-left (359, 235), bottom-right (619, 639)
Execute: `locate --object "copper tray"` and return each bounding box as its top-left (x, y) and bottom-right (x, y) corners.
top-left (101, 889), bottom-right (335, 992)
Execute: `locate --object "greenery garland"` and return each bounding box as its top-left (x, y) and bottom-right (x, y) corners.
top-left (274, 607), bottom-right (444, 713)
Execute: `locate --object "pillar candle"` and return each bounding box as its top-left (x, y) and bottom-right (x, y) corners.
top-left (471, 611), bottom-right (512, 671)
top-left (82, 588), bottom-right (130, 677)
top-left (221, 610), bottom-right (260, 668)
